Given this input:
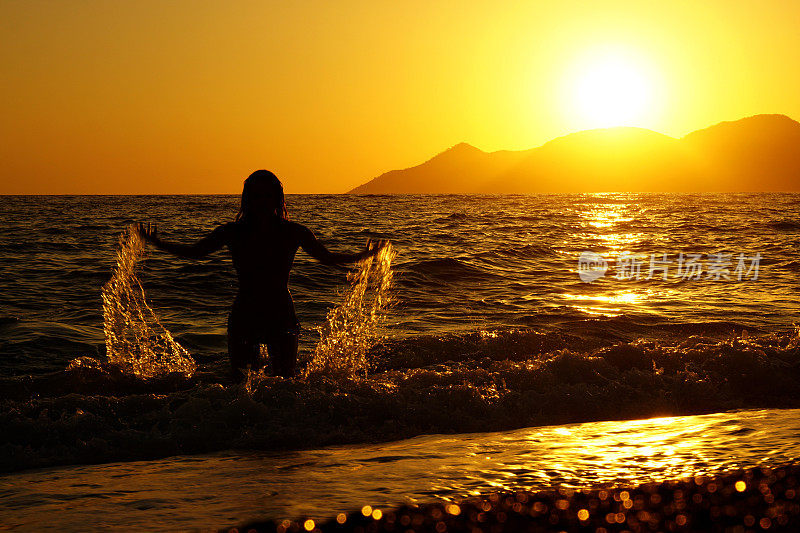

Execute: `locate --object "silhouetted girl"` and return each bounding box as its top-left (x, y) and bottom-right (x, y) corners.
top-left (137, 170), bottom-right (385, 380)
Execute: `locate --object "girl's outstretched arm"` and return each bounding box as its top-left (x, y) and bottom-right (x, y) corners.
top-left (136, 222), bottom-right (226, 259)
top-left (297, 224), bottom-right (387, 265)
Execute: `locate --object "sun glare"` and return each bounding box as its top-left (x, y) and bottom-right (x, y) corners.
top-left (564, 51), bottom-right (656, 129)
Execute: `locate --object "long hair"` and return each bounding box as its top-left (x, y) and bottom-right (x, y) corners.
top-left (234, 170), bottom-right (288, 223)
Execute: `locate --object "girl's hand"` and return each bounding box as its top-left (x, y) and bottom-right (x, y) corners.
top-left (136, 222), bottom-right (160, 244)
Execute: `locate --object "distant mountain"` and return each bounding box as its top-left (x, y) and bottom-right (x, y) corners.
top-left (348, 114), bottom-right (800, 193)
top-left (347, 142), bottom-right (528, 194)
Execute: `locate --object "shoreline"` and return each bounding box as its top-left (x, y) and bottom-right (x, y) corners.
top-left (231, 461), bottom-right (800, 533)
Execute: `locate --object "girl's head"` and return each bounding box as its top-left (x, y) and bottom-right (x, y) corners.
top-left (235, 170), bottom-right (288, 222)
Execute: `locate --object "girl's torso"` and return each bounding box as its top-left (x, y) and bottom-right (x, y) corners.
top-left (217, 219), bottom-right (304, 330)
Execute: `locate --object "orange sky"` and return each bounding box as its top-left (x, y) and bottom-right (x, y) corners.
top-left (1, 1), bottom-right (799, 194)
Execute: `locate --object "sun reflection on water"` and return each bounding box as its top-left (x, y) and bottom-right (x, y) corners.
top-left (569, 194), bottom-right (649, 252)
top-left (561, 290), bottom-right (648, 316)
top-left (565, 195), bottom-right (659, 316)
top-left (444, 409), bottom-right (800, 495)
top-left (574, 195), bottom-right (644, 257)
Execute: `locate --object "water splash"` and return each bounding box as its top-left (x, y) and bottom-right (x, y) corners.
top-left (99, 225), bottom-right (196, 378)
top-left (303, 243), bottom-right (396, 379)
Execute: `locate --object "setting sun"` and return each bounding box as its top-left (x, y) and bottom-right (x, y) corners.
top-left (563, 51), bottom-right (658, 129)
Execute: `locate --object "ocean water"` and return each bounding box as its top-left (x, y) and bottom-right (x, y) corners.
top-left (2, 194), bottom-right (800, 526)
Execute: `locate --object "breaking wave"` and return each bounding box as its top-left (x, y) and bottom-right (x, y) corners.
top-left (3, 325), bottom-right (800, 474)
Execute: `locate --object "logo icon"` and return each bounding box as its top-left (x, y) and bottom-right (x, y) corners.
top-left (578, 251), bottom-right (608, 283)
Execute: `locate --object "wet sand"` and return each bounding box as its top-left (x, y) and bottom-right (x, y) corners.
top-left (232, 461), bottom-right (800, 532)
